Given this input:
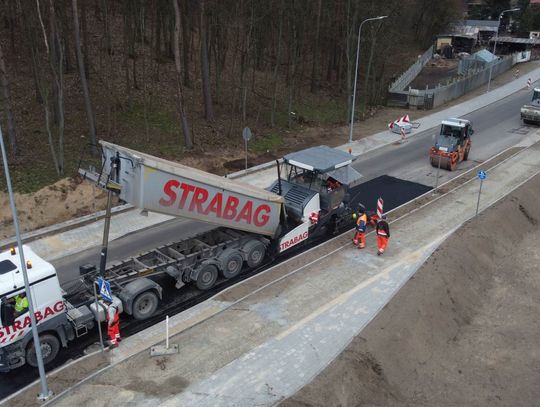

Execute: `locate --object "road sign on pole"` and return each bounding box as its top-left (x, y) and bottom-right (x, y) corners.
top-left (475, 170), bottom-right (487, 216)
top-left (93, 282), bottom-right (105, 352)
top-left (97, 277), bottom-right (113, 302)
top-left (242, 127), bottom-right (252, 171)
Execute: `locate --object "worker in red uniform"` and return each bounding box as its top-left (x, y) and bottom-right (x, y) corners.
top-left (376, 215), bottom-right (390, 256)
top-left (352, 204), bottom-right (368, 249)
top-left (105, 299), bottom-right (121, 348)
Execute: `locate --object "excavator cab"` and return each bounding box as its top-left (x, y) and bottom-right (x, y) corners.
top-left (430, 118), bottom-right (473, 171)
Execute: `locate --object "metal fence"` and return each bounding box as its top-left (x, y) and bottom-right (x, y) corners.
top-left (388, 45), bottom-right (434, 92)
top-left (388, 53), bottom-right (517, 110)
top-left (431, 56), bottom-right (513, 108)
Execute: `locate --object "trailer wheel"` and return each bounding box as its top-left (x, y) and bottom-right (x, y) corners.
top-left (196, 264), bottom-right (218, 290)
top-left (132, 291), bottom-right (159, 320)
top-left (243, 240), bottom-right (266, 268)
top-left (219, 249), bottom-right (244, 279)
top-left (26, 334), bottom-right (60, 367)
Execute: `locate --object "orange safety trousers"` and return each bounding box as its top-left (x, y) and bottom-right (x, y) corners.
top-left (353, 232), bottom-right (366, 248)
top-left (377, 235), bottom-right (388, 254)
top-left (107, 312), bottom-right (120, 345)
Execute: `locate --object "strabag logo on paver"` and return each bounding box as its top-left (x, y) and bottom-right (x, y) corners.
top-left (159, 180), bottom-right (272, 226)
top-left (280, 231), bottom-right (309, 252)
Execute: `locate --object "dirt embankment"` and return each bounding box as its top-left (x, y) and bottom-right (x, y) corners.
top-left (0, 178), bottom-right (109, 240)
top-left (281, 174), bottom-right (540, 407)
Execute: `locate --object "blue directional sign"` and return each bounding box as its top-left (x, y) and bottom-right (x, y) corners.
top-left (477, 170), bottom-right (487, 180)
top-left (97, 277), bottom-right (113, 302)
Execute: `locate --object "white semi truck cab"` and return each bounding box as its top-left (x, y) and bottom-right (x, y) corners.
top-left (0, 246), bottom-right (96, 372)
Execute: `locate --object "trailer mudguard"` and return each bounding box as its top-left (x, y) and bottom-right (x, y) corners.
top-left (118, 278), bottom-right (163, 316)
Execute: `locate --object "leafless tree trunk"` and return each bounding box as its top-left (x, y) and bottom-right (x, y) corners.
top-left (310, 0), bottom-right (322, 93)
top-left (58, 5), bottom-right (73, 74)
top-left (241, 0), bottom-right (255, 122)
top-left (271, 0), bottom-right (284, 127)
top-left (0, 42), bottom-right (18, 155)
top-left (172, 0), bottom-right (192, 148)
top-left (18, 0), bottom-right (42, 104)
top-left (287, 3), bottom-right (298, 128)
top-left (72, 0), bottom-right (97, 145)
top-left (35, 0), bottom-right (62, 175)
top-left (81, 0), bottom-right (90, 79)
top-left (199, 0), bottom-right (214, 121)
top-left (180, 0), bottom-right (191, 87)
top-left (139, 3), bottom-right (150, 142)
top-left (123, 1), bottom-right (132, 108)
top-left (49, 1), bottom-right (65, 174)
top-left (101, 0), bottom-right (112, 55)
top-left (7, 1), bottom-right (17, 54)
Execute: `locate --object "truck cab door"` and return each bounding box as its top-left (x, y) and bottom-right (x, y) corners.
top-left (0, 297), bottom-right (15, 327)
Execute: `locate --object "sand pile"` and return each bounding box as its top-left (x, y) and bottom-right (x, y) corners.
top-left (0, 178), bottom-right (108, 240)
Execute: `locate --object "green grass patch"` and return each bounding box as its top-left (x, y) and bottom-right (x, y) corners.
top-left (250, 132), bottom-right (284, 154)
top-left (296, 98), bottom-right (348, 125)
top-left (119, 102), bottom-right (180, 136)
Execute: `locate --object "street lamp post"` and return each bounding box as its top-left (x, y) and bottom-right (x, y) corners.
top-left (348, 15), bottom-right (387, 143)
top-left (0, 126), bottom-right (52, 400)
top-left (486, 7), bottom-right (520, 92)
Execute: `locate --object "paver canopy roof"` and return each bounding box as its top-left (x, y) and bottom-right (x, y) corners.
top-left (283, 146), bottom-right (355, 173)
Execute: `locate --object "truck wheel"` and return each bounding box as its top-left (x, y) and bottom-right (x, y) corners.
top-left (132, 291), bottom-right (159, 320)
top-left (26, 334), bottom-right (60, 367)
top-left (243, 240), bottom-right (266, 268)
top-left (196, 264), bottom-right (218, 290)
top-left (219, 249), bottom-right (244, 279)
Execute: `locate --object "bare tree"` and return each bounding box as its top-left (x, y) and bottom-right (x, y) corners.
top-left (35, 0), bottom-right (65, 176)
top-left (180, 0), bottom-right (191, 87)
top-left (199, 0), bottom-right (214, 121)
top-left (240, 0), bottom-right (255, 122)
top-left (172, 0), bottom-right (192, 148)
top-left (270, 0), bottom-right (285, 127)
top-left (310, 0), bottom-right (322, 93)
top-left (0, 42), bottom-right (18, 155)
top-left (287, 1), bottom-right (299, 128)
top-left (72, 0), bottom-right (97, 145)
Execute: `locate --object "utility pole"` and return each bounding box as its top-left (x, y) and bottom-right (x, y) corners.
top-left (0, 125), bottom-right (52, 400)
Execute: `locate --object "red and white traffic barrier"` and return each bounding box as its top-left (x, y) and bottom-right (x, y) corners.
top-left (376, 197), bottom-right (384, 220)
top-left (527, 78), bottom-right (532, 89)
top-left (400, 126), bottom-right (406, 143)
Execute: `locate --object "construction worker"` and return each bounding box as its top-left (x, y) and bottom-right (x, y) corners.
top-left (352, 204), bottom-right (368, 249)
top-left (14, 293), bottom-right (29, 317)
top-left (376, 215), bottom-right (390, 256)
top-left (105, 298), bottom-right (121, 348)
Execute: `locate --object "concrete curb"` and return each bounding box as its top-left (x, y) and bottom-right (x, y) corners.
top-left (0, 204), bottom-right (134, 251)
